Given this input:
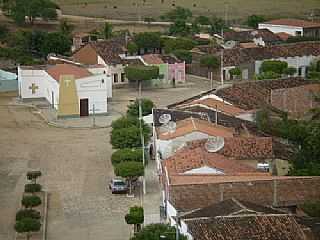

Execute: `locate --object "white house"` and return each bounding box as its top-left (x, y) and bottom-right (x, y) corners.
top-left (18, 63), bottom-right (112, 117)
top-left (258, 19), bottom-right (320, 38)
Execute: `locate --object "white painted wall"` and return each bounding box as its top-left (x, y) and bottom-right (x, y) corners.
top-left (253, 37), bottom-right (265, 47)
top-left (255, 55), bottom-right (318, 77)
top-left (258, 23), bottom-right (304, 36)
top-left (76, 75), bottom-right (108, 114)
top-left (18, 67), bottom-right (59, 109)
top-left (180, 220), bottom-right (194, 240)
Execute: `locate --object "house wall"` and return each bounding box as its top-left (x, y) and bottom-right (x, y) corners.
top-left (109, 64), bottom-right (127, 85)
top-left (255, 55), bottom-right (318, 77)
top-left (168, 62), bottom-right (186, 84)
top-left (258, 24), bottom-right (304, 36)
top-left (18, 68), bottom-right (59, 109)
top-left (223, 62), bottom-right (254, 81)
top-left (75, 74), bottom-right (109, 114)
top-left (73, 45), bottom-right (98, 65)
top-left (87, 67), bottom-right (113, 98)
top-left (271, 84), bottom-right (320, 118)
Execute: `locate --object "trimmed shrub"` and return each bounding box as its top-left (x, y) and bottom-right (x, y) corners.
top-left (21, 195), bottom-right (42, 209)
top-left (15, 218), bottom-right (41, 234)
top-left (16, 209), bottom-right (41, 221)
top-left (111, 148), bottom-right (143, 165)
top-left (25, 184), bottom-right (42, 193)
top-left (260, 60), bottom-right (288, 74)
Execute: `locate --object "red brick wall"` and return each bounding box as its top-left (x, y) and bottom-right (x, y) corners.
top-left (169, 177), bottom-right (320, 211)
top-left (271, 84), bottom-right (320, 118)
top-left (73, 45), bottom-right (98, 65)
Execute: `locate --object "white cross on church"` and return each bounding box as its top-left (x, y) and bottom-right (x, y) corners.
top-left (29, 83), bottom-right (39, 94)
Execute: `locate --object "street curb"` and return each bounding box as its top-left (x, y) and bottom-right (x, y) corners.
top-left (43, 191), bottom-right (48, 240)
top-left (10, 102), bottom-right (112, 129)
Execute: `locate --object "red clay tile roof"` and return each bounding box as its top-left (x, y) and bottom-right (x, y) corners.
top-left (215, 78), bottom-right (317, 110)
top-left (163, 139), bottom-right (265, 176)
top-left (186, 215), bottom-right (306, 240)
top-left (90, 38), bottom-right (127, 65)
top-left (223, 41), bottom-right (320, 67)
top-left (219, 137), bottom-right (274, 160)
top-left (157, 118), bottom-right (235, 140)
top-left (142, 54), bottom-right (164, 64)
top-left (46, 64), bottom-right (92, 82)
top-left (224, 29), bottom-right (281, 43)
top-left (239, 42), bottom-right (259, 48)
top-left (263, 18), bottom-right (320, 28)
top-left (178, 97), bottom-right (247, 116)
top-left (181, 198), bottom-right (284, 219)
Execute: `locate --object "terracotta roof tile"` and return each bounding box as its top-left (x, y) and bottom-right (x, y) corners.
top-left (178, 97), bottom-right (247, 116)
top-left (263, 18), bottom-right (320, 28)
top-left (215, 77), bottom-right (318, 110)
top-left (157, 117), bottom-right (235, 140)
top-left (46, 64), bottom-right (92, 82)
top-left (142, 54), bottom-right (164, 64)
top-left (223, 41), bottom-right (320, 67)
top-left (163, 139), bottom-right (265, 176)
top-left (224, 29), bottom-right (281, 43)
top-left (186, 215), bottom-right (307, 240)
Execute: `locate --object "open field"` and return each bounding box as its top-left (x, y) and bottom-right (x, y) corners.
top-left (54, 0), bottom-right (320, 21)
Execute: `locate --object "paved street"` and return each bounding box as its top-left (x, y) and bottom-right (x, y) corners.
top-left (0, 76), bottom-right (212, 240)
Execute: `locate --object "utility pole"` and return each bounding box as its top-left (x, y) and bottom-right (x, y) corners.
top-left (92, 104), bottom-right (96, 127)
top-left (138, 81), bottom-right (146, 195)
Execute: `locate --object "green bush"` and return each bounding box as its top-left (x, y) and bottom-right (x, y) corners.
top-left (15, 218), bottom-right (41, 234)
top-left (127, 99), bottom-right (155, 117)
top-left (124, 65), bottom-right (159, 82)
top-left (173, 49), bottom-right (192, 64)
top-left (111, 126), bottom-right (150, 149)
top-left (111, 116), bottom-right (140, 130)
top-left (163, 37), bottom-right (195, 53)
top-left (125, 206), bottom-right (144, 225)
top-left (247, 15), bottom-right (266, 28)
top-left (21, 195), bottom-right (42, 209)
top-left (16, 209), bottom-right (41, 221)
top-left (25, 184), bottom-right (42, 193)
top-left (255, 71), bottom-right (281, 80)
top-left (115, 161), bottom-right (144, 178)
top-left (301, 201), bottom-right (320, 217)
top-left (283, 67), bottom-right (297, 76)
top-left (260, 60), bottom-right (288, 74)
top-left (111, 148), bottom-right (143, 165)
top-left (229, 67), bottom-right (242, 78)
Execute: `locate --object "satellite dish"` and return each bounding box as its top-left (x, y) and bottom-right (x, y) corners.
top-left (159, 121), bottom-right (176, 134)
top-left (205, 137), bottom-right (225, 153)
top-left (223, 40), bottom-right (236, 49)
top-left (159, 114), bottom-right (171, 124)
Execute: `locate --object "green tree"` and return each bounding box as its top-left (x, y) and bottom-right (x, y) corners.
top-left (16, 209), bottom-right (41, 221)
top-left (163, 37), bottom-right (195, 53)
top-left (111, 148), bottom-right (143, 165)
top-left (111, 126), bottom-right (150, 149)
top-left (125, 206), bottom-right (144, 233)
top-left (194, 15), bottom-right (211, 25)
top-left (160, 7), bottom-right (192, 21)
top-left (0, 24), bottom-right (8, 41)
top-left (15, 218), bottom-right (41, 240)
top-left (169, 19), bottom-right (191, 36)
top-left (127, 42), bottom-right (138, 55)
top-left (40, 32), bottom-right (72, 56)
top-left (247, 15), bottom-right (266, 28)
top-left (131, 223), bottom-right (187, 240)
top-left (283, 67), bottom-right (297, 76)
top-left (173, 49), bottom-right (192, 64)
top-left (229, 67), bottom-right (242, 80)
top-left (103, 22), bottom-right (113, 39)
top-left (24, 184), bottom-right (42, 194)
top-left (111, 116), bottom-right (141, 130)
top-left (114, 161), bottom-right (144, 194)
top-left (27, 171), bottom-right (42, 184)
top-left (134, 32), bottom-right (161, 52)
top-left (127, 98), bottom-right (154, 117)
top-left (209, 16), bottom-right (226, 34)
top-left (10, 0), bottom-right (57, 25)
top-left (125, 65), bottom-right (159, 88)
top-left (200, 55), bottom-right (219, 79)
top-left (260, 60), bottom-right (288, 74)
top-left (21, 195), bottom-right (42, 209)
top-left (255, 71), bottom-right (281, 80)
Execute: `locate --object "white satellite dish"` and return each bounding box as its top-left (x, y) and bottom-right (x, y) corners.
top-left (223, 40), bottom-right (236, 49)
top-left (159, 114), bottom-right (171, 124)
top-left (205, 137), bottom-right (225, 153)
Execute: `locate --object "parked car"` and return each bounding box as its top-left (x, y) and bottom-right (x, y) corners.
top-left (109, 178), bottom-right (128, 194)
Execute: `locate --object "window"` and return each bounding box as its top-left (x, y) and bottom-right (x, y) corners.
top-left (295, 31), bottom-right (302, 36)
top-left (121, 73), bottom-right (125, 82)
top-left (113, 74), bottom-right (118, 83)
top-left (298, 67), bottom-right (303, 76)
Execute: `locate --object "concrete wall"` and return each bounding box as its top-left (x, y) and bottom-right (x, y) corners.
top-left (76, 75), bottom-right (109, 114)
top-left (258, 24), bottom-right (304, 36)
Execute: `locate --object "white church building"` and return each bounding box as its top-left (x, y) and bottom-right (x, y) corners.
top-left (18, 63), bottom-right (112, 117)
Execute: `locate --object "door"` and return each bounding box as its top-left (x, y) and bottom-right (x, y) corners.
top-left (80, 98), bottom-right (89, 117)
top-left (51, 91), bottom-right (54, 109)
